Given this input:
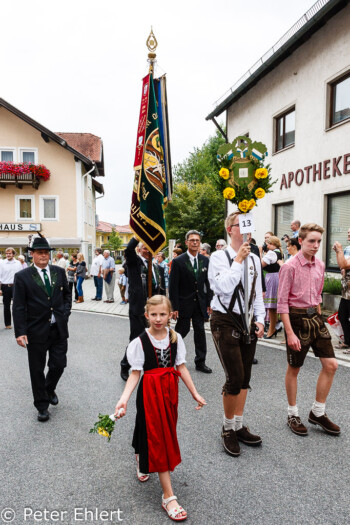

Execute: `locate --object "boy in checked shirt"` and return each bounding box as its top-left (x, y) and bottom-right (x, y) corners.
top-left (278, 223), bottom-right (340, 437)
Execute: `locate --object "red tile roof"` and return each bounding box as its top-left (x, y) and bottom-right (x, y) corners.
top-left (56, 133), bottom-right (102, 163)
top-left (97, 221), bottom-right (132, 234)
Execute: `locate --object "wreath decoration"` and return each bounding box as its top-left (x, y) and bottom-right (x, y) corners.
top-left (217, 136), bottom-right (276, 212)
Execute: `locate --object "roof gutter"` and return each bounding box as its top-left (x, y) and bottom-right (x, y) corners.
top-left (205, 0), bottom-right (349, 121)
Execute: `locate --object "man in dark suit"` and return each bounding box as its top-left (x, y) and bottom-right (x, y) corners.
top-left (169, 230), bottom-right (213, 373)
top-left (120, 236), bottom-right (164, 380)
top-left (13, 236), bottom-right (71, 422)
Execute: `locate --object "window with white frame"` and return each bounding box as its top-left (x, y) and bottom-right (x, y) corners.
top-left (19, 148), bottom-right (37, 164)
top-left (0, 148), bottom-right (16, 162)
top-left (274, 107), bottom-right (295, 152)
top-left (15, 195), bottom-right (35, 220)
top-left (40, 196), bottom-right (59, 221)
top-left (329, 72), bottom-right (350, 127)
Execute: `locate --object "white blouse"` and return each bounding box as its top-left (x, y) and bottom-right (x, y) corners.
top-left (262, 250), bottom-right (278, 265)
top-left (126, 328), bottom-right (187, 371)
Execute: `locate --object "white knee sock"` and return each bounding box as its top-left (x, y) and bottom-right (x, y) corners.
top-left (311, 400), bottom-right (325, 417)
top-left (223, 415), bottom-right (235, 431)
top-left (233, 415), bottom-right (243, 431)
top-left (288, 405), bottom-right (299, 417)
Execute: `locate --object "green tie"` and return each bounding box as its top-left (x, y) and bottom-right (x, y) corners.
top-left (42, 268), bottom-right (52, 296)
top-left (193, 258), bottom-right (198, 278)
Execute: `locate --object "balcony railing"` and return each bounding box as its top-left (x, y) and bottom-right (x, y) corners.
top-left (0, 172), bottom-right (40, 189)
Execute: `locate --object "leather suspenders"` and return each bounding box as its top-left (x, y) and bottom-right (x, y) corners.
top-left (217, 250), bottom-right (258, 338)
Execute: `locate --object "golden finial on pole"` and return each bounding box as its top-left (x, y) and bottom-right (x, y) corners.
top-left (146, 27), bottom-right (158, 65)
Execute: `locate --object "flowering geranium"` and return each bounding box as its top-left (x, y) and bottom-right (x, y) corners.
top-left (0, 162), bottom-right (50, 181)
top-left (255, 188), bottom-right (265, 199)
top-left (223, 187), bottom-right (235, 200)
top-left (255, 168), bottom-right (268, 179)
top-left (219, 167), bottom-right (230, 180)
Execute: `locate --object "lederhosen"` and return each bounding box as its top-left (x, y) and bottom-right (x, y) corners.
top-left (132, 331), bottom-right (182, 474)
top-left (210, 251), bottom-right (258, 396)
top-left (286, 307), bottom-right (334, 368)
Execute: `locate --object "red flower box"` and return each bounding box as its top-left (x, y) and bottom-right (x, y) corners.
top-left (0, 162), bottom-right (50, 181)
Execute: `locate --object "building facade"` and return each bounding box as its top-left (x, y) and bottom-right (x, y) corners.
top-left (206, 0), bottom-right (350, 271)
top-left (96, 221), bottom-right (133, 257)
top-left (0, 99), bottom-right (104, 265)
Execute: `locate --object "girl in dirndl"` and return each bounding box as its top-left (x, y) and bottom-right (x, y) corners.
top-left (261, 236), bottom-right (283, 339)
top-left (115, 295), bottom-right (206, 522)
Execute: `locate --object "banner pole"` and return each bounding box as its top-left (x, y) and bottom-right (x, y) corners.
top-left (243, 232), bottom-right (249, 332)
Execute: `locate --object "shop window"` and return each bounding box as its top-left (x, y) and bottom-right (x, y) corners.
top-left (326, 192), bottom-right (350, 270)
top-left (16, 195), bottom-right (35, 220)
top-left (275, 108), bottom-right (295, 152)
top-left (330, 73), bottom-right (350, 126)
top-left (40, 196), bottom-right (58, 220)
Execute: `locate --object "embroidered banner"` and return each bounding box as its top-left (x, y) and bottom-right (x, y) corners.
top-left (130, 73), bottom-right (168, 255)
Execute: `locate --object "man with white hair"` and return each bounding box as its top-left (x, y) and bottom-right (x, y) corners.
top-left (55, 251), bottom-right (67, 270)
top-left (216, 239), bottom-right (227, 250)
top-left (102, 250), bottom-right (116, 303)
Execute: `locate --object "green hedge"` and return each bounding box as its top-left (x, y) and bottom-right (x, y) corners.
top-left (323, 276), bottom-right (342, 295)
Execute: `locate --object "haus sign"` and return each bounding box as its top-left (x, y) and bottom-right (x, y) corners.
top-left (0, 223), bottom-right (41, 232)
top-left (280, 152), bottom-right (350, 190)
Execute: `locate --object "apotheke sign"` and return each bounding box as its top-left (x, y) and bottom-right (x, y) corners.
top-left (0, 223), bottom-right (41, 232)
top-left (280, 152), bottom-right (350, 190)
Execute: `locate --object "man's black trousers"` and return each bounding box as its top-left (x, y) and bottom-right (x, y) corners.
top-left (27, 324), bottom-right (68, 411)
top-left (120, 312), bottom-right (148, 371)
top-left (2, 284), bottom-right (13, 327)
top-left (175, 300), bottom-right (207, 366)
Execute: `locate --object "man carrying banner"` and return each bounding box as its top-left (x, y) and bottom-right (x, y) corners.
top-left (208, 212), bottom-right (265, 456)
top-left (123, 40), bottom-right (172, 381)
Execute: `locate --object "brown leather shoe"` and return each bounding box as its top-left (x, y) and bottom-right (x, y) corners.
top-left (308, 411), bottom-right (340, 435)
top-left (236, 426), bottom-right (262, 446)
top-left (287, 416), bottom-right (308, 436)
top-left (221, 427), bottom-right (240, 456)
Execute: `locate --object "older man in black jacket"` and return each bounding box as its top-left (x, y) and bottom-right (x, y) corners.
top-left (169, 230), bottom-right (213, 373)
top-left (120, 236), bottom-right (164, 380)
top-left (13, 236), bottom-right (71, 422)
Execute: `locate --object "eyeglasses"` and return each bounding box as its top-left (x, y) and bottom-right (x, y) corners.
top-left (188, 239), bottom-right (200, 243)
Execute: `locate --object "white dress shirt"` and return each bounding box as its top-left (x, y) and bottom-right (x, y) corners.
top-left (208, 245), bottom-right (265, 325)
top-left (127, 328), bottom-right (186, 371)
top-left (140, 256), bottom-right (157, 283)
top-left (0, 258), bottom-right (22, 284)
top-left (34, 264), bottom-right (56, 323)
top-left (186, 250), bottom-right (199, 267)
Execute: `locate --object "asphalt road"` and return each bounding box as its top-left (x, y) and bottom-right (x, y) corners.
top-left (1, 310), bottom-right (349, 525)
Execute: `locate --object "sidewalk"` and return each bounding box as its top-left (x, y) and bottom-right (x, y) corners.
top-left (2, 276), bottom-right (349, 365)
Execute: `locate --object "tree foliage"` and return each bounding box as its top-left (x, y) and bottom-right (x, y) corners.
top-left (165, 129), bottom-right (227, 249)
top-left (105, 228), bottom-right (123, 252)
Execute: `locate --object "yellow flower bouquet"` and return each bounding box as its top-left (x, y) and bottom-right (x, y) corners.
top-left (89, 413), bottom-right (117, 443)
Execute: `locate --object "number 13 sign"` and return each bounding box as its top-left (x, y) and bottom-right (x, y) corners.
top-left (238, 212), bottom-right (255, 234)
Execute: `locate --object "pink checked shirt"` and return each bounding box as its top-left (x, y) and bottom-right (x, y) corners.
top-left (277, 251), bottom-right (325, 314)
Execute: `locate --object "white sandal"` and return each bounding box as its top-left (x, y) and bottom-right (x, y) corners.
top-left (135, 454), bottom-right (149, 482)
top-left (162, 495), bottom-right (187, 521)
